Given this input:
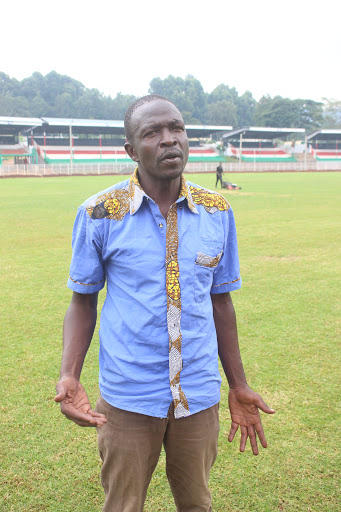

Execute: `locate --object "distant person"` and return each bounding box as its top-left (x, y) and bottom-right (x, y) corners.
top-left (55, 95), bottom-right (274, 512)
top-left (216, 162), bottom-right (224, 188)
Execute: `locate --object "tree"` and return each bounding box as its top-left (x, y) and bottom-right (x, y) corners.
top-left (30, 94), bottom-right (50, 117)
top-left (0, 70), bottom-right (331, 130)
top-left (236, 91), bottom-right (256, 127)
top-left (293, 99), bottom-right (323, 132)
top-left (207, 84), bottom-right (256, 127)
top-left (19, 72), bottom-right (45, 100)
top-left (53, 92), bottom-right (74, 118)
top-left (40, 71), bottom-right (84, 105)
top-left (254, 95), bottom-right (295, 127)
top-left (0, 94), bottom-right (31, 116)
top-left (253, 95), bottom-right (323, 131)
top-left (149, 75), bottom-right (207, 124)
top-left (107, 93), bottom-right (137, 120)
top-left (0, 72), bottom-right (20, 96)
top-left (206, 100), bottom-right (237, 126)
top-left (322, 98), bottom-right (341, 128)
top-left (208, 84), bottom-right (239, 105)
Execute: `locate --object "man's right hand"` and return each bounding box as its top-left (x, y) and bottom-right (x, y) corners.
top-left (55, 376), bottom-right (107, 427)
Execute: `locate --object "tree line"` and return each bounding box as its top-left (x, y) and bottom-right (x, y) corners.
top-left (0, 71), bottom-right (340, 131)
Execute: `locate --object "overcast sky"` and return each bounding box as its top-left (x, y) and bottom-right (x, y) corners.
top-left (2, 0), bottom-right (340, 102)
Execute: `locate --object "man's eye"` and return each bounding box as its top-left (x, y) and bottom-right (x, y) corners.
top-left (145, 130), bottom-right (157, 137)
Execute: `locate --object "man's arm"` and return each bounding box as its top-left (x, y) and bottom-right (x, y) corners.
top-left (211, 292), bottom-right (274, 455)
top-left (55, 291), bottom-right (107, 427)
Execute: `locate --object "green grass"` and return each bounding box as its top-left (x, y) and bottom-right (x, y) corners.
top-left (0, 172), bottom-right (340, 511)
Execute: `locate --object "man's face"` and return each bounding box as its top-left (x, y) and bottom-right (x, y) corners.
top-left (125, 99), bottom-right (189, 184)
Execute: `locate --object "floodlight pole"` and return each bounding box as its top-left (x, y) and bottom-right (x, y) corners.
top-left (69, 124), bottom-right (73, 175)
top-left (239, 132), bottom-right (243, 171)
top-left (304, 134), bottom-right (307, 170)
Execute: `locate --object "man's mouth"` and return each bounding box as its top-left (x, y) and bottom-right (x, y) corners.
top-left (160, 150), bottom-right (183, 162)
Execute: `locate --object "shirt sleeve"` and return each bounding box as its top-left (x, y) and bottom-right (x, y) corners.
top-left (211, 207), bottom-right (242, 294)
top-left (67, 206), bottom-right (106, 294)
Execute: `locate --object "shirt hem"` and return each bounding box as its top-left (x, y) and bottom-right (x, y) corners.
top-left (67, 278), bottom-right (105, 294)
top-left (99, 390), bottom-right (221, 419)
top-left (211, 278), bottom-right (242, 294)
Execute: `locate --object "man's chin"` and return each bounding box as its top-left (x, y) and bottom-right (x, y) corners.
top-left (160, 158), bottom-right (186, 176)
top-left (161, 166), bottom-right (184, 181)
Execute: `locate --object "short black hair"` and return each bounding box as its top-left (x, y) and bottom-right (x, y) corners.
top-left (124, 94), bottom-right (177, 143)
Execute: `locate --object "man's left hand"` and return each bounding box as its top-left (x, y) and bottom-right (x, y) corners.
top-left (228, 385), bottom-right (275, 455)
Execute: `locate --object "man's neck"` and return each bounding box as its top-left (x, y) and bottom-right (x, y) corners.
top-left (137, 172), bottom-right (182, 220)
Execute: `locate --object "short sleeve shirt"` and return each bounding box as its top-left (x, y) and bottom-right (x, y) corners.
top-left (68, 169), bottom-right (241, 419)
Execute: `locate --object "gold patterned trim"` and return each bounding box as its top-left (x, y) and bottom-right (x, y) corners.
top-left (86, 169), bottom-right (228, 221)
top-left (189, 186), bottom-right (230, 213)
top-left (195, 251), bottom-right (223, 268)
top-left (179, 177), bottom-right (199, 214)
top-left (86, 188), bottom-right (130, 221)
top-left (69, 276), bottom-right (105, 286)
top-left (166, 203), bottom-right (190, 419)
top-left (212, 277), bottom-right (241, 288)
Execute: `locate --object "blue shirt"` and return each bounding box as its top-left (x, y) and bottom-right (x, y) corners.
top-left (67, 169), bottom-right (241, 419)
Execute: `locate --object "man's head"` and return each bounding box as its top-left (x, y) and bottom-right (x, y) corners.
top-left (124, 95), bottom-right (176, 143)
top-left (124, 95), bottom-right (189, 186)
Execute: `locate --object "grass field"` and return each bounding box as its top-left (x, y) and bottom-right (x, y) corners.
top-left (0, 172), bottom-right (340, 512)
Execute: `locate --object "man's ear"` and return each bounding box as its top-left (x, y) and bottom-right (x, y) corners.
top-left (124, 141), bottom-right (139, 162)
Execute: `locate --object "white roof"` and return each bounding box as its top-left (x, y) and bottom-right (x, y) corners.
top-left (0, 116), bottom-right (42, 126)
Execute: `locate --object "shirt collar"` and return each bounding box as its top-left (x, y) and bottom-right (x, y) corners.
top-left (128, 168), bottom-right (199, 215)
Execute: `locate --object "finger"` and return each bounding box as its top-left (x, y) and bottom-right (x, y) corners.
top-left (63, 407), bottom-right (105, 426)
top-left (228, 421), bottom-right (239, 442)
top-left (248, 426), bottom-right (259, 456)
top-left (254, 421), bottom-right (267, 448)
top-left (54, 390), bottom-right (67, 403)
top-left (73, 417), bottom-right (106, 427)
top-left (256, 396), bottom-right (275, 414)
top-left (239, 426), bottom-right (248, 452)
top-left (88, 409), bottom-right (107, 421)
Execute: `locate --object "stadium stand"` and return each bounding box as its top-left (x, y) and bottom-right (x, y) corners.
top-left (38, 143), bottom-right (221, 164)
top-left (0, 144), bottom-right (36, 164)
top-left (228, 143), bottom-right (294, 162)
top-left (307, 130), bottom-right (341, 161)
top-left (223, 127), bottom-right (305, 162)
top-left (0, 117), bottom-right (231, 166)
top-left (310, 147), bottom-right (341, 161)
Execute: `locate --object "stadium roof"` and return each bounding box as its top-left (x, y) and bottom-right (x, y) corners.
top-left (307, 129), bottom-right (341, 141)
top-left (0, 116), bottom-right (42, 134)
top-left (185, 124), bottom-right (232, 138)
top-left (39, 117), bottom-right (125, 135)
top-left (0, 116), bottom-right (232, 139)
top-left (222, 126), bottom-right (305, 140)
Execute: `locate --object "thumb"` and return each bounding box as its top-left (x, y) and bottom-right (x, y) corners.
top-left (256, 395), bottom-right (275, 414)
top-left (54, 386), bottom-right (67, 403)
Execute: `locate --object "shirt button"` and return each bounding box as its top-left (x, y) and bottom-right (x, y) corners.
top-left (159, 223), bottom-right (163, 228)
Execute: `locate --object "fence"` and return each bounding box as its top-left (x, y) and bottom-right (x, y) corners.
top-left (1, 160), bottom-right (341, 178)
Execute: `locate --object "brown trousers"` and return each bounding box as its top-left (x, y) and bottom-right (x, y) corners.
top-left (96, 395), bottom-right (220, 512)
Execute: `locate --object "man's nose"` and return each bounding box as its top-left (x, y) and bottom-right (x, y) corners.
top-left (160, 129), bottom-right (177, 146)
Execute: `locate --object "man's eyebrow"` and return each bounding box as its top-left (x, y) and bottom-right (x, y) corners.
top-left (136, 118), bottom-right (185, 135)
top-left (144, 123), bottom-right (162, 131)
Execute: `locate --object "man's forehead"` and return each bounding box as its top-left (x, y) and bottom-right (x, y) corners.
top-left (132, 100), bottom-right (183, 127)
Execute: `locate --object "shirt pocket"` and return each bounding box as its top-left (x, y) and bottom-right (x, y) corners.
top-left (194, 251), bottom-right (223, 303)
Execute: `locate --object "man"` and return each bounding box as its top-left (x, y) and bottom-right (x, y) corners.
top-left (55, 95), bottom-right (274, 512)
top-left (215, 162), bottom-right (223, 188)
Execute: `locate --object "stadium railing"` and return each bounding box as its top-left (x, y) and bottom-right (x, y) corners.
top-left (1, 160), bottom-right (341, 177)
